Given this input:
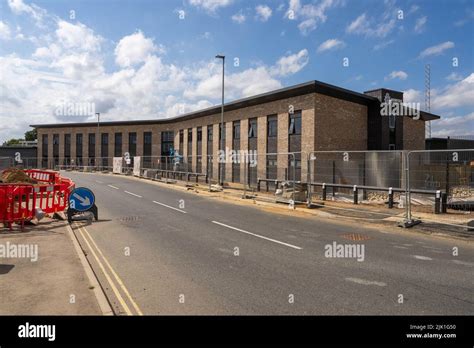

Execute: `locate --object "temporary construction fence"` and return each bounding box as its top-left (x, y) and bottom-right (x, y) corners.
top-left (307, 151), bottom-right (405, 209)
top-left (0, 157), bottom-right (13, 170)
top-left (404, 149), bottom-right (474, 229)
top-left (239, 152), bottom-right (301, 204)
top-left (0, 169), bottom-right (75, 230)
top-left (8, 149), bottom-right (473, 230)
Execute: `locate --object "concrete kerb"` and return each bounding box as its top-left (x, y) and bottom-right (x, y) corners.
top-left (64, 170), bottom-right (474, 243)
top-left (65, 223), bottom-right (114, 315)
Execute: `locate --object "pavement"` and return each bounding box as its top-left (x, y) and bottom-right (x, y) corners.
top-left (0, 218), bottom-right (103, 315)
top-left (61, 171), bottom-right (474, 315)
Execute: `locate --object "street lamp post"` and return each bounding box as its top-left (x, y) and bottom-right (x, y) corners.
top-left (96, 112), bottom-right (100, 169)
top-left (215, 54), bottom-right (225, 186)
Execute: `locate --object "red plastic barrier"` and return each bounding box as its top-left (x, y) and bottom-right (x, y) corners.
top-left (0, 170), bottom-right (75, 230)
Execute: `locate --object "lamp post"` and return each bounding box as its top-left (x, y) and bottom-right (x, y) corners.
top-left (96, 112), bottom-right (100, 169)
top-left (215, 54), bottom-right (225, 186)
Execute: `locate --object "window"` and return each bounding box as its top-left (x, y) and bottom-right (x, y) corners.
top-left (389, 114), bottom-right (396, 130)
top-left (248, 118), bottom-right (257, 138)
top-left (53, 134), bottom-right (60, 158)
top-left (101, 133), bottom-right (109, 145)
top-left (64, 134), bottom-right (71, 157)
top-left (144, 132), bottom-right (152, 157)
top-left (267, 115), bottom-right (277, 137)
top-left (389, 144), bottom-right (396, 150)
top-left (188, 128), bottom-right (193, 142)
top-left (289, 111), bottom-right (302, 135)
top-left (76, 134), bottom-right (83, 157)
top-left (88, 133), bottom-right (95, 158)
top-left (161, 131), bottom-right (174, 156)
top-left (101, 133), bottom-right (109, 157)
top-left (179, 130), bottom-right (184, 143)
top-left (197, 127), bottom-right (202, 142)
top-left (219, 123), bottom-right (226, 142)
top-left (233, 121), bottom-right (240, 140)
top-left (207, 126), bottom-right (213, 141)
top-left (114, 133), bottom-right (122, 157)
top-left (129, 132), bottom-right (137, 156)
top-left (144, 132), bottom-right (152, 144)
top-left (42, 134), bottom-right (48, 157)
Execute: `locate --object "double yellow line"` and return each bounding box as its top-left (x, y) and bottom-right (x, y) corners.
top-left (74, 223), bottom-right (143, 316)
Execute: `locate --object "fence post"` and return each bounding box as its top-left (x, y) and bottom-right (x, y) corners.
top-left (434, 190), bottom-right (441, 214)
top-left (388, 187), bottom-right (393, 208)
top-left (441, 192), bottom-right (447, 213)
top-left (353, 185), bottom-right (358, 204)
top-left (322, 183), bottom-right (326, 201)
top-left (307, 153), bottom-right (311, 207)
top-left (292, 153), bottom-right (296, 204)
top-left (405, 151), bottom-right (411, 222)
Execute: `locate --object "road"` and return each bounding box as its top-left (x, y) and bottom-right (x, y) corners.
top-left (64, 171), bottom-right (474, 315)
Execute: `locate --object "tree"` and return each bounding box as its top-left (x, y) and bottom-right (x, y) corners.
top-left (2, 138), bottom-right (22, 146)
top-left (24, 129), bottom-right (37, 141)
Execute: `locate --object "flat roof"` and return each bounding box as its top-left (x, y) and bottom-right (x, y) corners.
top-left (31, 80), bottom-right (380, 129)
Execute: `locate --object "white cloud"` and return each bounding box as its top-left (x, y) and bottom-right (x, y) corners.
top-left (0, 21), bottom-right (12, 40)
top-left (270, 49), bottom-right (309, 76)
top-left (405, 74), bottom-right (474, 112)
top-left (286, 0), bottom-right (343, 35)
top-left (56, 20), bottom-right (102, 52)
top-left (7, 0), bottom-right (47, 27)
top-left (446, 72), bottom-right (463, 81)
top-left (385, 70), bottom-right (408, 81)
top-left (184, 49), bottom-right (309, 100)
top-left (419, 41), bottom-right (454, 58)
top-left (231, 11), bottom-right (246, 23)
top-left (115, 31), bottom-right (163, 67)
top-left (373, 39), bottom-right (394, 51)
top-left (188, 0), bottom-right (233, 13)
top-left (432, 112), bottom-right (474, 137)
top-left (408, 5), bottom-right (419, 15)
top-left (403, 89), bottom-right (423, 104)
top-left (432, 73), bottom-right (474, 110)
top-left (255, 5), bottom-right (272, 22)
top-left (184, 66), bottom-right (282, 100)
top-left (317, 38), bottom-right (345, 53)
top-left (346, 12), bottom-right (396, 38)
top-left (414, 16), bottom-right (427, 33)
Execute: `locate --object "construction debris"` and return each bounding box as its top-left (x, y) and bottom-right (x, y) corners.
top-left (0, 168), bottom-right (37, 184)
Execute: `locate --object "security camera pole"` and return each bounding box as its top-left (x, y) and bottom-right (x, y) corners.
top-left (215, 54), bottom-right (225, 186)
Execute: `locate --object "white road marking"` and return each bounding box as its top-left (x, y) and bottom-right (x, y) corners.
top-left (414, 255), bottom-right (433, 261)
top-left (95, 180), bottom-right (104, 184)
top-left (393, 245), bottom-right (408, 249)
top-left (212, 221), bottom-right (302, 250)
top-left (124, 191), bottom-right (142, 198)
top-left (153, 200), bottom-right (186, 214)
top-left (452, 260), bottom-right (474, 267)
top-left (345, 277), bottom-right (387, 287)
top-left (107, 185), bottom-right (119, 190)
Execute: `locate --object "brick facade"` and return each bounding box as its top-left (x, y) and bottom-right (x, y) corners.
top-left (34, 82), bottom-right (434, 183)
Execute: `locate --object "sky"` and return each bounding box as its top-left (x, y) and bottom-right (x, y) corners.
top-left (0, 0), bottom-right (473, 143)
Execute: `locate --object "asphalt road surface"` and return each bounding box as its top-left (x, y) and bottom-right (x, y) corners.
top-left (64, 171), bottom-right (474, 315)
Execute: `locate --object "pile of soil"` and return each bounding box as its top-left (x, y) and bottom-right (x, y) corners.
top-left (0, 168), bottom-right (37, 184)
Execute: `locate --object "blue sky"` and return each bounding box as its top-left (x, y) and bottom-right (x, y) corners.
top-left (0, 0), bottom-right (473, 143)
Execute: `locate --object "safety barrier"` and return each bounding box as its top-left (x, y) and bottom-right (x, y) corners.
top-left (0, 170), bottom-right (74, 230)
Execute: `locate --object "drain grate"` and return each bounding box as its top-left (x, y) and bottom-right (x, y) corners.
top-left (341, 233), bottom-right (372, 241)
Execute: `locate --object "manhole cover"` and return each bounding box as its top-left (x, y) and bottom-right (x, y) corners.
top-left (119, 216), bottom-right (140, 222)
top-left (341, 233), bottom-right (371, 241)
